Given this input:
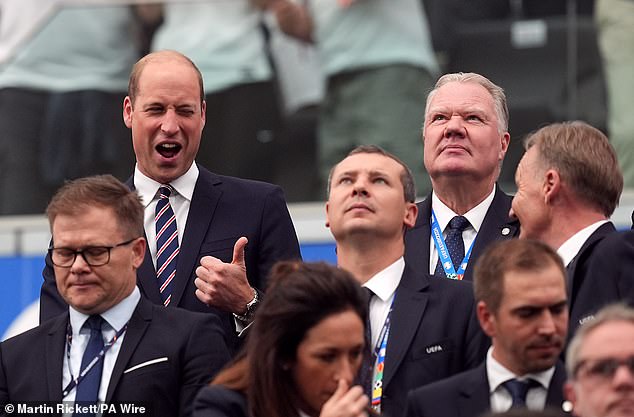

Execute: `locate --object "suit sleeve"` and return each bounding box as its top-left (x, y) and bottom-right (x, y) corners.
top-left (180, 314), bottom-right (232, 417)
top-left (40, 241), bottom-right (68, 323)
top-left (406, 388), bottom-right (425, 417)
top-left (0, 343), bottom-right (9, 409)
top-left (252, 186), bottom-right (301, 290)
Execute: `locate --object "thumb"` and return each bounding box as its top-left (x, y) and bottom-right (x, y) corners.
top-left (232, 237), bottom-right (248, 267)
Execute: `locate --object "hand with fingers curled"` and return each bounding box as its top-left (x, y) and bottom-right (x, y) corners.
top-left (194, 236), bottom-right (255, 314)
top-left (320, 379), bottom-right (370, 417)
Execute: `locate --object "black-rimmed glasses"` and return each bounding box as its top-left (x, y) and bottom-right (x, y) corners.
top-left (48, 238), bottom-right (138, 267)
top-left (574, 355), bottom-right (634, 380)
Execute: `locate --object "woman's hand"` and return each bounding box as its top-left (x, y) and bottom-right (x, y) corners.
top-left (320, 379), bottom-right (370, 417)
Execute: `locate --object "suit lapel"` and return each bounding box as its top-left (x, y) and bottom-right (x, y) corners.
top-left (568, 222), bottom-right (616, 307)
top-left (545, 361), bottom-right (567, 411)
top-left (169, 168), bottom-right (222, 306)
top-left (46, 315), bottom-right (69, 402)
top-left (105, 298), bottom-right (152, 402)
top-left (466, 187), bottom-right (516, 281)
top-left (383, 266), bottom-right (428, 388)
top-left (457, 364), bottom-right (490, 417)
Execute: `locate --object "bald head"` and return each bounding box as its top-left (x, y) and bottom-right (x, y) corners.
top-left (128, 50), bottom-right (205, 107)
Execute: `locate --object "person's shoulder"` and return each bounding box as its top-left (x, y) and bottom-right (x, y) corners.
top-left (412, 364), bottom-right (481, 397)
top-left (193, 385), bottom-right (247, 417)
top-left (1, 314), bottom-right (65, 351)
top-left (198, 166), bottom-right (282, 194)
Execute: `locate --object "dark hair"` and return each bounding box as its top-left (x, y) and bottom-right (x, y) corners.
top-left (213, 261), bottom-right (367, 417)
top-left (128, 50), bottom-right (205, 106)
top-left (474, 239), bottom-right (565, 313)
top-left (327, 144), bottom-right (417, 202)
top-left (46, 174), bottom-right (144, 239)
top-left (524, 121), bottom-right (622, 217)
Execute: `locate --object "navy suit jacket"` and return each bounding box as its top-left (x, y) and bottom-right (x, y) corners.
top-left (567, 223), bottom-right (634, 341)
top-left (0, 296), bottom-right (231, 417)
top-left (193, 386), bottom-right (248, 417)
top-left (40, 166), bottom-right (301, 347)
top-left (379, 265), bottom-right (489, 417)
top-left (404, 186), bottom-right (518, 282)
top-left (406, 361), bottom-right (569, 417)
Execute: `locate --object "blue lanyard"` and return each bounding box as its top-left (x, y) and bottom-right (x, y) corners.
top-left (370, 295), bottom-right (395, 413)
top-left (431, 210), bottom-right (475, 280)
top-left (62, 321), bottom-right (128, 397)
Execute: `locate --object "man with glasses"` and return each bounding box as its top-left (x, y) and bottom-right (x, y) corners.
top-left (0, 175), bottom-right (230, 417)
top-left (565, 303), bottom-right (634, 417)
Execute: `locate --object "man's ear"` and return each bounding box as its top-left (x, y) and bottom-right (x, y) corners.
top-left (404, 202), bottom-right (418, 229)
top-left (123, 96), bottom-right (133, 128)
top-left (543, 169), bottom-right (561, 205)
top-left (477, 300), bottom-right (496, 338)
top-left (325, 201), bottom-right (330, 228)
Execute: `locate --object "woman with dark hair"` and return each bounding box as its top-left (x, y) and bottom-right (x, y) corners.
top-left (193, 261), bottom-right (370, 417)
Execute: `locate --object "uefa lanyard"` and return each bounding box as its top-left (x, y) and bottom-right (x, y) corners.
top-left (62, 321), bottom-right (128, 397)
top-left (430, 210), bottom-right (475, 280)
top-left (370, 296), bottom-right (395, 413)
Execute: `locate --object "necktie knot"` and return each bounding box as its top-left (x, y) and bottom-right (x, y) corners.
top-left (503, 378), bottom-right (537, 408)
top-left (84, 315), bottom-right (103, 332)
top-left (448, 215), bottom-right (470, 232)
top-left (159, 185), bottom-right (173, 199)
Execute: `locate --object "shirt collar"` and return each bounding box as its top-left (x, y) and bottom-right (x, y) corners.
top-left (133, 162), bottom-right (199, 207)
top-left (363, 257), bottom-right (405, 302)
top-left (486, 346), bottom-right (555, 392)
top-left (69, 286), bottom-right (141, 334)
top-left (431, 185), bottom-right (496, 233)
top-left (557, 220), bottom-right (609, 267)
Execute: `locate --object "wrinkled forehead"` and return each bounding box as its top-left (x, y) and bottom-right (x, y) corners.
top-left (579, 321), bottom-right (634, 358)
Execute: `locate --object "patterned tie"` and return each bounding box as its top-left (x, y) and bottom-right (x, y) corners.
top-left (155, 185), bottom-right (179, 306)
top-left (503, 378), bottom-right (535, 408)
top-left (74, 315), bottom-right (104, 417)
top-left (435, 215), bottom-right (471, 277)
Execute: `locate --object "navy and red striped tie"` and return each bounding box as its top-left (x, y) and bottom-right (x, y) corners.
top-left (155, 185), bottom-right (179, 306)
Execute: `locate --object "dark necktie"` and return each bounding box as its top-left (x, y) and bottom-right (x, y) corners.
top-left (361, 287), bottom-right (374, 396)
top-left (435, 215), bottom-right (471, 277)
top-left (503, 378), bottom-right (536, 408)
top-left (155, 185), bottom-right (179, 306)
top-left (74, 315), bottom-right (104, 417)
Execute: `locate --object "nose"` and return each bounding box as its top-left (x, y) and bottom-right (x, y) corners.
top-left (537, 310), bottom-right (556, 336)
top-left (444, 115), bottom-right (466, 138)
top-left (160, 109), bottom-right (179, 136)
top-left (70, 251), bottom-right (91, 274)
top-left (335, 357), bottom-right (355, 385)
top-left (352, 178), bottom-right (369, 197)
top-left (612, 362), bottom-right (634, 388)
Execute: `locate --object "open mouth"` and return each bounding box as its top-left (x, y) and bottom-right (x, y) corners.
top-left (156, 143), bottom-right (182, 159)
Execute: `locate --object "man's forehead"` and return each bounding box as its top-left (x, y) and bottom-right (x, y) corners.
top-left (335, 153), bottom-right (402, 173)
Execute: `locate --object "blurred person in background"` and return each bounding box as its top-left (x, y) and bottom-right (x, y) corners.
top-left (257, 0), bottom-right (439, 195)
top-left (0, 2), bottom-right (140, 214)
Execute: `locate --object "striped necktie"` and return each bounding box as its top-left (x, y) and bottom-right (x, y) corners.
top-left (155, 185), bottom-right (179, 306)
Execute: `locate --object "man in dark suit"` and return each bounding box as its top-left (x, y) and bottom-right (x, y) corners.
top-left (40, 51), bottom-right (301, 344)
top-left (509, 121), bottom-right (634, 341)
top-left (407, 239), bottom-right (570, 417)
top-left (0, 175), bottom-right (230, 417)
top-left (326, 145), bottom-right (488, 417)
top-left (405, 72), bottom-right (517, 282)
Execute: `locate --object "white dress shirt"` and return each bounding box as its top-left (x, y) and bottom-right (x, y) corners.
top-left (557, 220), bottom-right (609, 267)
top-left (363, 258), bottom-right (404, 354)
top-left (62, 286), bottom-right (141, 406)
top-left (134, 162), bottom-right (199, 268)
top-left (486, 347), bottom-right (554, 412)
top-left (428, 186), bottom-right (496, 274)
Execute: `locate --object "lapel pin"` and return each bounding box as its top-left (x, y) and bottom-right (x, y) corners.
top-left (501, 227), bottom-right (510, 236)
